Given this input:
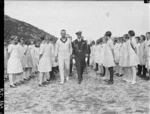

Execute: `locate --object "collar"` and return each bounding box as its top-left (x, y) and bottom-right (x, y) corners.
top-left (60, 37), bottom-right (67, 43)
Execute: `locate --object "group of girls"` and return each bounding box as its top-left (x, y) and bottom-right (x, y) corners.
top-left (90, 31), bottom-right (150, 84)
top-left (4, 35), bottom-right (58, 87)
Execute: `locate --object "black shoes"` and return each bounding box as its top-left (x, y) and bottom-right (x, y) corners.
top-left (78, 80), bottom-right (81, 84)
top-left (10, 84), bottom-right (17, 88)
top-left (105, 80), bottom-right (114, 85)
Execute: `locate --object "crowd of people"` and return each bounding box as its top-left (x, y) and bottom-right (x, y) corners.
top-left (4, 30), bottom-right (150, 88)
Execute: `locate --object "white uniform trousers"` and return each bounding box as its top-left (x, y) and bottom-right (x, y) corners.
top-left (58, 58), bottom-right (70, 83)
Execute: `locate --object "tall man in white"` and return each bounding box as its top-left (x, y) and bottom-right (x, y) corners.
top-left (55, 29), bottom-right (72, 84)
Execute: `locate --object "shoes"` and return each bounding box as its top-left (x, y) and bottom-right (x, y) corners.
top-left (105, 80), bottom-right (113, 85)
top-left (38, 84), bottom-right (43, 87)
top-left (10, 84), bottom-right (17, 88)
top-left (78, 80), bottom-right (81, 84)
top-left (116, 73), bottom-right (119, 77)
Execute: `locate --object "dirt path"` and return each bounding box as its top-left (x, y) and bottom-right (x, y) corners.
top-left (4, 67), bottom-right (150, 114)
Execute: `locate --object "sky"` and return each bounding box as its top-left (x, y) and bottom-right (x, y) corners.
top-left (4, 1), bottom-right (150, 41)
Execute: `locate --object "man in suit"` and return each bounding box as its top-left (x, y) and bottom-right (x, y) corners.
top-left (72, 31), bottom-right (88, 84)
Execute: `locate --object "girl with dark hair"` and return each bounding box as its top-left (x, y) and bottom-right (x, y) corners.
top-left (7, 36), bottom-right (23, 87)
top-left (29, 39), bottom-right (37, 75)
top-left (114, 37), bottom-right (123, 77)
top-left (18, 37), bottom-right (28, 83)
top-left (127, 30), bottom-right (140, 84)
top-left (38, 36), bottom-right (53, 86)
top-left (119, 34), bottom-right (130, 82)
top-left (103, 31), bottom-right (115, 85)
top-left (24, 40), bottom-right (33, 80)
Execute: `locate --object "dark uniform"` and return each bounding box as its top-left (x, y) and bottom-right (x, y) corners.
top-left (69, 42), bottom-right (73, 76)
top-left (72, 32), bottom-right (88, 84)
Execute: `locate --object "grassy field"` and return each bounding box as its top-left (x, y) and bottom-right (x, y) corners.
top-left (4, 67), bottom-right (150, 114)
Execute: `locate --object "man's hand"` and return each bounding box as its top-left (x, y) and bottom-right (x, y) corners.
top-left (85, 57), bottom-right (88, 62)
top-left (73, 59), bottom-right (76, 64)
top-left (55, 56), bottom-right (58, 62)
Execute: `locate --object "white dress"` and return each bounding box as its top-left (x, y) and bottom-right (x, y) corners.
top-left (98, 43), bottom-right (106, 65)
top-left (114, 43), bottom-right (122, 63)
top-left (7, 44), bottom-right (23, 74)
top-left (145, 40), bottom-right (150, 69)
top-left (51, 44), bottom-right (58, 67)
top-left (34, 46), bottom-right (40, 68)
top-left (38, 43), bottom-right (52, 72)
top-left (95, 45), bottom-right (101, 64)
top-left (103, 39), bottom-right (116, 67)
top-left (4, 46), bottom-right (8, 69)
top-left (89, 45), bottom-right (94, 66)
top-left (128, 37), bottom-right (140, 66)
top-left (29, 45), bottom-right (36, 68)
top-left (138, 41), bottom-right (146, 65)
top-left (24, 45), bottom-right (33, 68)
top-left (119, 41), bottom-right (130, 67)
top-left (18, 44), bottom-right (27, 68)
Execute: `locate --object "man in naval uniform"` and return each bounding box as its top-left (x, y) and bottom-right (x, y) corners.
top-left (72, 31), bottom-right (88, 84)
top-left (55, 30), bottom-right (72, 84)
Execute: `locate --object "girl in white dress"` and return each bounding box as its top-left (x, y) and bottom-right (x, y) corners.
top-left (4, 41), bottom-right (8, 80)
top-left (128, 30), bottom-right (140, 84)
top-left (29, 39), bottom-right (37, 75)
top-left (7, 36), bottom-right (23, 87)
top-left (89, 41), bottom-right (95, 68)
top-left (119, 34), bottom-right (130, 82)
top-left (114, 38), bottom-right (123, 76)
top-left (38, 36), bottom-right (52, 86)
top-left (18, 38), bottom-right (28, 83)
top-left (103, 31), bottom-right (116, 85)
top-left (34, 40), bottom-right (40, 74)
top-left (97, 38), bottom-right (105, 75)
top-left (24, 41), bottom-right (33, 80)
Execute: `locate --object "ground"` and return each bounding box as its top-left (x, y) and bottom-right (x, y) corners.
top-left (4, 67), bottom-right (150, 114)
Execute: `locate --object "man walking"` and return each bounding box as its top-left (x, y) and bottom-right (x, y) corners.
top-left (72, 31), bottom-right (88, 84)
top-left (55, 30), bottom-right (72, 84)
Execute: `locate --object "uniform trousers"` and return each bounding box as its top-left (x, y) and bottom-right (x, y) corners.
top-left (75, 57), bottom-right (85, 82)
top-left (58, 57), bottom-right (70, 82)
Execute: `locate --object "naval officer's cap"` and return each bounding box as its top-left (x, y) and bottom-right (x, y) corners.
top-left (76, 31), bottom-right (82, 35)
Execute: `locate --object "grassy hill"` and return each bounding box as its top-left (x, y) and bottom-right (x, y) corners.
top-left (4, 15), bottom-right (57, 42)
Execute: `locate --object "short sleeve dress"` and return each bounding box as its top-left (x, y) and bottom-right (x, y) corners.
top-left (128, 37), bottom-right (140, 67)
top-left (7, 44), bottom-right (23, 74)
top-left (119, 41), bottom-right (130, 67)
top-left (103, 38), bottom-right (116, 67)
top-left (4, 46), bottom-right (8, 69)
top-left (38, 43), bottom-right (52, 72)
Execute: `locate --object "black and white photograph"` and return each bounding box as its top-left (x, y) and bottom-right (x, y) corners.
top-left (4, 0), bottom-right (150, 114)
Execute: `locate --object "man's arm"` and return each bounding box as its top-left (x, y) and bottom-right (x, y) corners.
top-left (69, 41), bottom-right (73, 56)
top-left (54, 40), bottom-right (59, 57)
top-left (72, 41), bottom-right (76, 58)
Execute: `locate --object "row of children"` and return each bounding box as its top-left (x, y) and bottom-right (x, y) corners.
top-left (89, 31), bottom-right (150, 84)
top-left (4, 35), bottom-right (59, 87)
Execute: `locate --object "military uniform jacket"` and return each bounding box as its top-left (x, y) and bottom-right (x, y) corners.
top-left (72, 39), bottom-right (88, 61)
